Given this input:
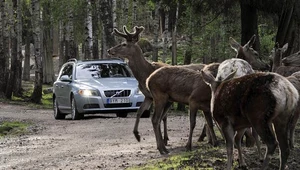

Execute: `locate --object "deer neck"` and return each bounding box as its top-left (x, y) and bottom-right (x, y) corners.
top-left (127, 51), bottom-right (155, 85)
top-left (272, 50), bottom-right (282, 72)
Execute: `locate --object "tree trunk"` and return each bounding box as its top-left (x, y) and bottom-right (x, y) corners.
top-left (92, 0), bottom-right (99, 59)
top-left (99, 0), bottom-right (116, 58)
top-left (275, 0), bottom-right (296, 56)
top-left (31, 0), bottom-right (43, 103)
top-left (239, 0), bottom-right (260, 53)
top-left (152, 1), bottom-right (160, 62)
top-left (14, 0), bottom-right (23, 95)
top-left (171, 2), bottom-right (179, 66)
top-left (23, 37), bottom-right (31, 81)
top-left (42, 1), bottom-right (54, 84)
top-left (22, 0), bottom-right (32, 81)
top-left (6, 0), bottom-right (19, 98)
top-left (0, 0), bottom-right (7, 97)
top-left (84, 0), bottom-right (93, 59)
top-left (59, 21), bottom-right (66, 68)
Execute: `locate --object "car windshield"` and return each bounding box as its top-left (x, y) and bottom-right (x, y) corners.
top-left (75, 63), bottom-right (132, 79)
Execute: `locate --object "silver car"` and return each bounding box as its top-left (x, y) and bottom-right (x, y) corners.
top-left (53, 58), bottom-right (145, 120)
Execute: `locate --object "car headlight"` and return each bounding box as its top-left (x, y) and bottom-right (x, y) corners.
top-left (78, 89), bottom-right (98, 96)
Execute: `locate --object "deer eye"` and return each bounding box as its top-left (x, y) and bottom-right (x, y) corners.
top-left (122, 43), bottom-right (127, 46)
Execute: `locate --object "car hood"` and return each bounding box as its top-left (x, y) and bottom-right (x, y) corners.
top-left (75, 78), bottom-right (138, 89)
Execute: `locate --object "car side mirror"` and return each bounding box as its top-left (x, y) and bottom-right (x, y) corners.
top-left (60, 75), bottom-right (72, 82)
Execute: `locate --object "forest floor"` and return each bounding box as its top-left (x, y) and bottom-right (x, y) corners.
top-left (1, 102), bottom-right (300, 170)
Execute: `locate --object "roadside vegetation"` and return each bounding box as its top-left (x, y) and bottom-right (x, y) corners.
top-left (128, 122), bottom-right (300, 170)
top-left (0, 81), bottom-right (53, 109)
top-left (0, 121), bottom-right (32, 137)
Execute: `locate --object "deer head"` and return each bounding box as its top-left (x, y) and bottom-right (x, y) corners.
top-left (282, 50), bottom-right (300, 66)
top-left (229, 35), bottom-right (269, 71)
top-left (107, 26), bottom-right (145, 59)
top-left (270, 43), bottom-right (288, 72)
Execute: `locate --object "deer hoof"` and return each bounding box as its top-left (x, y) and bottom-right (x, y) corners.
top-left (133, 132), bottom-right (141, 142)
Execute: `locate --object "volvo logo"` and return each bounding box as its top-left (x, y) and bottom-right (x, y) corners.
top-left (110, 90), bottom-right (124, 98)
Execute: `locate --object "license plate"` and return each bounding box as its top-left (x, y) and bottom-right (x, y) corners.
top-left (108, 98), bottom-right (130, 103)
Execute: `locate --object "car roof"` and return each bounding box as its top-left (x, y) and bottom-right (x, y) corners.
top-left (67, 58), bottom-right (126, 65)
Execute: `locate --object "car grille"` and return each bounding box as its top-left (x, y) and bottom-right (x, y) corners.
top-left (104, 103), bottom-right (132, 108)
top-left (104, 90), bottom-right (131, 97)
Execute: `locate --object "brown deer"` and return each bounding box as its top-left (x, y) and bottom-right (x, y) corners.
top-left (201, 70), bottom-right (299, 170)
top-left (286, 71), bottom-right (300, 148)
top-left (229, 35), bottom-right (269, 71)
top-left (270, 43), bottom-right (300, 148)
top-left (107, 26), bottom-right (218, 153)
top-left (271, 43), bottom-right (300, 76)
top-left (145, 63), bottom-right (220, 154)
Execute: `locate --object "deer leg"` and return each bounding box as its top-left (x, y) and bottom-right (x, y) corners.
top-left (133, 97), bottom-right (152, 142)
top-left (198, 123), bottom-right (207, 142)
top-left (221, 121), bottom-right (235, 170)
top-left (245, 128), bottom-right (255, 147)
top-left (252, 129), bottom-right (263, 161)
top-left (253, 121), bottom-right (277, 170)
top-left (289, 109), bottom-right (300, 149)
top-left (235, 129), bottom-right (247, 168)
top-left (203, 111), bottom-right (218, 146)
top-left (162, 102), bottom-right (172, 145)
top-left (152, 100), bottom-right (169, 154)
top-left (273, 118), bottom-right (291, 170)
top-left (185, 106), bottom-right (198, 151)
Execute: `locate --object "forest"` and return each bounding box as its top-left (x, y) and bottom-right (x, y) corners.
top-left (0, 0), bottom-right (300, 103)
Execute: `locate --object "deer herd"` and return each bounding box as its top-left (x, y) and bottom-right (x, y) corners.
top-left (107, 25), bottom-right (300, 170)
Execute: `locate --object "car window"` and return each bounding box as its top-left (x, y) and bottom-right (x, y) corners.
top-left (59, 64), bottom-right (73, 79)
top-left (75, 63), bottom-right (133, 79)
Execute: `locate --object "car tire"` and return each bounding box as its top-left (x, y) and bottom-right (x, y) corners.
top-left (116, 112), bottom-right (128, 118)
top-left (53, 97), bottom-right (66, 120)
top-left (71, 96), bottom-right (83, 120)
top-left (141, 110), bottom-right (151, 118)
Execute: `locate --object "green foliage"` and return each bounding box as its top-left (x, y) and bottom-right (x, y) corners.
top-left (0, 121), bottom-right (31, 137)
top-left (4, 81), bottom-right (53, 109)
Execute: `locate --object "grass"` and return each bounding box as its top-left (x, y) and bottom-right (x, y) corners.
top-left (0, 80), bottom-right (53, 109)
top-left (127, 122), bottom-right (300, 170)
top-left (0, 121), bottom-right (32, 137)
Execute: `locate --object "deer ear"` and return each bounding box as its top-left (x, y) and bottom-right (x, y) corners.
top-left (282, 43), bottom-right (288, 53)
top-left (229, 37), bottom-right (240, 52)
top-left (223, 69), bottom-right (237, 81)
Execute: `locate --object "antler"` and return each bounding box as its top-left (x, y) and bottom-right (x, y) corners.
top-left (113, 25), bottom-right (145, 43)
top-left (246, 34), bottom-right (256, 47)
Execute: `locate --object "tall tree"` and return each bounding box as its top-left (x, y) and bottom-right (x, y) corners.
top-left (275, 0), bottom-right (296, 55)
top-left (99, 0), bottom-right (116, 58)
top-left (151, 0), bottom-right (160, 62)
top-left (22, 0), bottom-right (32, 81)
top-left (6, 0), bottom-right (23, 98)
top-left (0, 0), bottom-right (7, 97)
top-left (84, 0), bottom-right (93, 59)
top-left (42, 1), bottom-right (55, 84)
top-left (91, 0), bottom-right (99, 59)
top-left (171, 2), bottom-right (179, 65)
top-left (31, 0), bottom-right (43, 103)
top-left (239, 0), bottom-right (260, 53)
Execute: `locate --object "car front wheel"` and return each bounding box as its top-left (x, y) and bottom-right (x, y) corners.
top-left (71, 96), bottom-right (83, 120)
top-left (53, 98), bottom-right (66, 120)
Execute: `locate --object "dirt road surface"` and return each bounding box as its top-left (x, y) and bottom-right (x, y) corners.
top-left (0, 103), bottom-right (206, 170)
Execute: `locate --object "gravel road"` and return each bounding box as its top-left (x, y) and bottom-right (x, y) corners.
top-left (0, 103), bottom-right (206, 170)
